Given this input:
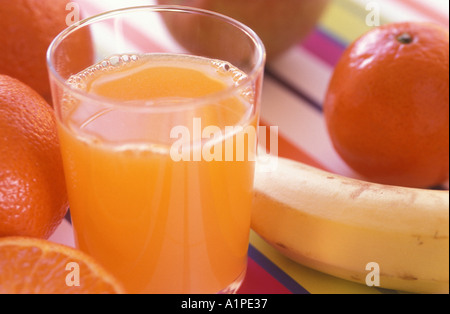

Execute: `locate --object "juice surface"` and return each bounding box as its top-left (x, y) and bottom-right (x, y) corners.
top-left (58, 54), bottom-right (258, 293)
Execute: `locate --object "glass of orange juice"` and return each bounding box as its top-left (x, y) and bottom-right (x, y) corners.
top-left (47, 6), bottom-right (265, 294)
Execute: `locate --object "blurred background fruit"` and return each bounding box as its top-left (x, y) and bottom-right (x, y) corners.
top-left (0, 0), bottom-right (93, 103)
top-left (323, 22), bottom-right (449, 188)
top-left (0, 75), bottom-right (69, 239)
top-left (157, 0), bottom-right (330, 61)
top-left (0, 237), bottom-right (125, 294)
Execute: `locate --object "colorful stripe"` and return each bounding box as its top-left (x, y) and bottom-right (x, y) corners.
top-left (265, 69), bottom-right (323, 112)
top-left (301, 28), bottom-right (347, 67)
top-left (241, 245), bottom-right (310, 294)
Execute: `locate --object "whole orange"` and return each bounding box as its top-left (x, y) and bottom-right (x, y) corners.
top-left (0, 0), bottom-right (92, 103)
top-left (0, 75), bottom-right (69, 239)
top-left (324, 22), bottom-right (449, 188)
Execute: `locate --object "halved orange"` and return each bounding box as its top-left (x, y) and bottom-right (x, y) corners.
top-left (0, 237), bottom-right (125, 294)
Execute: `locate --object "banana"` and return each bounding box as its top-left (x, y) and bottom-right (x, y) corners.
top-left (251, 156), bottom-right (449, 294)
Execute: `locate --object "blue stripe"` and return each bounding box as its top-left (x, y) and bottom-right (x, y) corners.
top-left (65, 209), bottom-right (72, 224)
top-left (265, 69), bottom-right (324, 113)
top-left (316, 25), bottom-right (349, 50)
top-left (248, 244), bottom-right (310, 294)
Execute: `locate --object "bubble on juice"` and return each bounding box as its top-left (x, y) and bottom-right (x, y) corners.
top-left (67, 54), bottom-right (140, 90)
top-left (210, 59), bottom-right (255, 105)
top-left (210, 59), bottom-right (246, 85)
top-left (67, 53), bottom-right (252, 97)
top-left (117, 143), bottom-right (170, 156)
top-left (65, 53), bottom-right (255, 115)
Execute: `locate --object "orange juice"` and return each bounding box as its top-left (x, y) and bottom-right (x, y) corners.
top-left (57, 54), bottom-right (259, 293)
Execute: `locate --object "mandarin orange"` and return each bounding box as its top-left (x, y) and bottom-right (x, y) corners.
top-left (324, 22), bottom-right (449, 188)
top-left (0, 0), bottom-right (92, 103)
top-left (0, 237), bottom-right (125, 294)
top-left (0, 75), bottom-right (68, 238)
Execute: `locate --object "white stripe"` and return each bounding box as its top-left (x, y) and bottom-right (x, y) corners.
top-left (351, 0), bottom-right (448, 24)
top-left (425, 0), bottom-right (450, 16)
top-left (268, 47), bottom-right (334, 106)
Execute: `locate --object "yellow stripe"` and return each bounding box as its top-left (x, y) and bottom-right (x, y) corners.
top-left (318, 0), bottom-right (390, 45)
top-left (250, 231), bottom-right (382, 294)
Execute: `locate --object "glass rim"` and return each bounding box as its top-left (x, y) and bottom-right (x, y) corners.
top-left (46, 5), bottom-right (266, 113)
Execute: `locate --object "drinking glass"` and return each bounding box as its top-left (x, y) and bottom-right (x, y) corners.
top-left (47, 5), bottom-right (265, 294)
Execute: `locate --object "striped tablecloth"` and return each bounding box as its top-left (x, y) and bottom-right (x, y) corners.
top-left (50, 0), bottom-right (449, 294)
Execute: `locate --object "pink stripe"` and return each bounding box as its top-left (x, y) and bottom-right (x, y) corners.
top-left (300, 28), bottom-right (347, 67)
